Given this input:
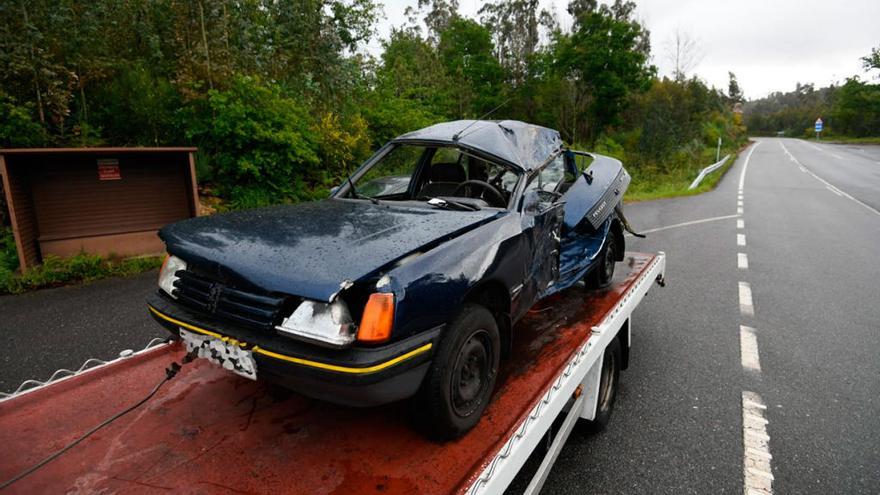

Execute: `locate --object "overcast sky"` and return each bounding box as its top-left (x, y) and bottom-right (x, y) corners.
top-left (370, 0), bottom-right (880, 99)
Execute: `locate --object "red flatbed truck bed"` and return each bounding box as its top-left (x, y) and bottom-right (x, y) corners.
top-left (0, 252), bottom-right (665, 495)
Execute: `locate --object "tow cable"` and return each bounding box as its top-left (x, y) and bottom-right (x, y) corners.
top-left (0, 351), bottom-right (197, 490)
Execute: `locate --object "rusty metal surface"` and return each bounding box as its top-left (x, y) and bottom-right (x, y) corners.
top-left (0, 254), bottom-right (655, 494)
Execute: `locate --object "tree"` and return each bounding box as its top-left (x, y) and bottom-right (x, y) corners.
top-left (728, 71), bottom-right (744, 103)
top-left (862, 45), bottom-right (880, 77)
top-left (550, 1), bottom-right (654, 143)
top-left (665, 29), bottom-right (703, 81)
top-left (438, 18), bottom-right (506, 118)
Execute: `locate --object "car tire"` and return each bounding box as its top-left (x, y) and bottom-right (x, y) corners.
top-left (585, 233), bottom-right (617, 289)
top-left (415, 303), bottom-right (501, 441)
top-left (583, 337), bottom-right (621, 432)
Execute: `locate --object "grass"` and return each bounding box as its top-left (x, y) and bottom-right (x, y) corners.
top-left (819, 136), bottom-right (880, 145)
top-left (625, 151), bottom-right (738, 202)
top-left (0, 249), bottom-right (163, 295)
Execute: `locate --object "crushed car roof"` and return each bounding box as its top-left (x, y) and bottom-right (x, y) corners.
top-left (394, 119), bottom-right (563, 171)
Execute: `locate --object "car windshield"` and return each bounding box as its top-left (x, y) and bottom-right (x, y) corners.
top-left (342, 144), bottom-right (521, 209)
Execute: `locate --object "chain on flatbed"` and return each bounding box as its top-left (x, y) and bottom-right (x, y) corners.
top-left (0, 337), bottom-right (172, 401)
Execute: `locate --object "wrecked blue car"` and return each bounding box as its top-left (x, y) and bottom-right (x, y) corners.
top-left (147, 120), bottom-right (631, 439)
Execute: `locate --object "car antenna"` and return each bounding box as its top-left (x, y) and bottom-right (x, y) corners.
top-left (452, 97), bottom-right (511, 142)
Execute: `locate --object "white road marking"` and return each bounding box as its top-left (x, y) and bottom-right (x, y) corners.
top-left (738, 233), bottom-right (747, 246)
top-left (738, 200), bottom-right (743, 207)
top-left (737, 219), bottom-right (745, 229)
top-left (739, 281), bottom-right (754, 316)
top-left (740, 325), bottom-right (761, 371)
top-left (626, 214), bottom-right (740, 236)
top-left (798, 166), bottom-right (806, 173)
top-left (803, 141), bottom-right (822, 151)
top-left (737, 206), bottom-right (744, 215)
top-left (829, 153), bottom-right (843, 160)
top-left (738, 253), bottom-right (749, 269)
top-left (780, 142), bottom-right (880, 218)
top-left (739, 141), bottom-right (761, 192)
top-left (825, 185), bottom-right (843, 197)
top-left (742, 391), bottom-right (774, 495)
top-left (738, 193), bottom-right (744, 200)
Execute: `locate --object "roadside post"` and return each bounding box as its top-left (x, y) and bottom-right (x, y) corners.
top-left (815, 117), bottom-right (823, 141)
top-left (716, 137), bottom-right (722, 162)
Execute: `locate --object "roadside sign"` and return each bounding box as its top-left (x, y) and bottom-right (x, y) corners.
top-left (815, 118), bottom-right (823, 132)
top-left (97, 158), bottom-right (121, 180)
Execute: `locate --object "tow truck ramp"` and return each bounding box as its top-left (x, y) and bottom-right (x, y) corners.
top-left (0, 252), bottom-right (665, 494)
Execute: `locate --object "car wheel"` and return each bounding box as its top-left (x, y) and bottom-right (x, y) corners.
top-left (583, 337), bottom-right (621, 432)
top-left (585, 234), bottom-right (617, 289)
top-left (415, 303), bottom-right (500, 441)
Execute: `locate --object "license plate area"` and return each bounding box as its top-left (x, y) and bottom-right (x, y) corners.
top-left (179, 328), bottom-right (257, 380)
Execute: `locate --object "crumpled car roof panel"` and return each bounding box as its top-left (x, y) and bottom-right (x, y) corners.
top-left (394, 119), bottom-right (564, 172)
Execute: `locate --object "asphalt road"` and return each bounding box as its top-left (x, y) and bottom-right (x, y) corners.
top-left (1, 139), bottom-right (878, 493)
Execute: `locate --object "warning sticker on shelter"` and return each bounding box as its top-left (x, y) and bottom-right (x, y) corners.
top-left (97, 159), bottom-right (121, 180)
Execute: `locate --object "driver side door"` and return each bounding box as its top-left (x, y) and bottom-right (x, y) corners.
top-left (519, 156), bottom-right (566, 304)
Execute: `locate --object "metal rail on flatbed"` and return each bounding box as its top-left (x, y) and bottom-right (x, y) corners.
top-left (0, 252), bottom-right (665, 495)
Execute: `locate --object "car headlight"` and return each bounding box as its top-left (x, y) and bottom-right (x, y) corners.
top-left (276, 299), bottom-right (355, 347)
top-left (158, 255), bottom-right (187, 298)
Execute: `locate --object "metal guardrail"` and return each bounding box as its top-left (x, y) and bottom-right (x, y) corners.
top-left (689, 154), bottom-right (731, 190)
top-left (0, 337), bottom-right (171, 401)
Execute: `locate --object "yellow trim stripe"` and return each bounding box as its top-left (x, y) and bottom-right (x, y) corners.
top-left (148, 305), bottom-right (432, 374)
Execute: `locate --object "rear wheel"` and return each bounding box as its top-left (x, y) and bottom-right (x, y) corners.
top-left (415, 303), bottom-right (500, 441)
top-left (585, 233), bottom-right (617, 289)
top-left (583, 337), bottom-right (621, 432)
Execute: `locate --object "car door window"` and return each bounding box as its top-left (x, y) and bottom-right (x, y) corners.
top-left (523, 155), bottom-right (566, 211)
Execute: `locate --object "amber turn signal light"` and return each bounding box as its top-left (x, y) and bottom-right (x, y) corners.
top-left (357, 293), bottom-right (394, 343)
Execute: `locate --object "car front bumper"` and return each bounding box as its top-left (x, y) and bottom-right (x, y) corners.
top-left (147, 292), bottom-right (440, 407)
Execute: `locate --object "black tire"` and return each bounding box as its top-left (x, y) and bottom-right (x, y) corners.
top-left (415, 303), bottom-right (501, 441)
top-left (585, 234), bottom-right (617, 289)
top-left (583, 337), bottom-right (621, 432)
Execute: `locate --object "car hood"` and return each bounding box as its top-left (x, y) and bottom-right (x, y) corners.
top-left (160, 199), bottom-right (502, 301)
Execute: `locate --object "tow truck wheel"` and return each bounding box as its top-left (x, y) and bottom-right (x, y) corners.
top-left (416, 303), bottom-right (500, 441)
top-left (585, 234), bottom-right (617, 289)
top-left (584, 337), bottom-right (621, 432)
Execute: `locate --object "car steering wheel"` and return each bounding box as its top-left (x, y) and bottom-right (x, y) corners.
top-left (453, 180), bottom-right (506, 207)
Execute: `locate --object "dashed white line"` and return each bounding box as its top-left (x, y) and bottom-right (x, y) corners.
top-left (737, 233), bottom-right (747, 246)
top-left (738, 200), bottom-right (743, 207)
top-left (739, 281), bottom-right (754, 316)
top-left (737, 219), bottom-right (745, 229)
top-left (779, 141), bottom-right (880, 218)
top-left (737, 206), bottom-right (744, 215)
top-left (740, 325), bottom-right (761, 371)
top-left (738, 252), bottom-right (749, 269)
top-left (742, 391), bottom-right (774, 495)
top-left (739, 141), bottom-right (761, 192)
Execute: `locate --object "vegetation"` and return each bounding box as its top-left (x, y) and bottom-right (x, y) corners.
top-left (744, 45), bottom-right (880, 138)
top-left (0, 227), bottom-right (163, 295)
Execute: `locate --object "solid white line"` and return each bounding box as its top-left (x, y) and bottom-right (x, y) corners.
top-left (739, 141), bottom-right (761, 192)
top-left (740, 325), bottom-right (761, 371)
top-left (826, 185), bottom-right (843, 197)
top-left (780, 142), bottom-right (880, 218)
top-left (742, 391), bottom-right (774, 495)
top-left (829, 153), bottom-right (843, 160)
top-left (737, 219), bottom-right (745, 229)
top-left (739, 281), bottom-right (754, 316)
top-left (629, 214), bottom-right (740, 236)
top-left (803, 140), bottom-right (822, 151)
top-left (738, 233), bottom-right (747, 246)
top-left (738, 253), bottom-right (749, 269)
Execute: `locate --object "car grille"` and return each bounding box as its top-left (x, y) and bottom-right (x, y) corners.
top-left (172, 269), bottom-right (290, 331)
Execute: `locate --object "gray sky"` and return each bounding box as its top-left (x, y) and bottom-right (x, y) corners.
top-left (370, 0), bottom-right (880, 99)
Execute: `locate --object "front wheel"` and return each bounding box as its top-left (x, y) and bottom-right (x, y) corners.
top-left (415, 303), bottom-right (501, 441)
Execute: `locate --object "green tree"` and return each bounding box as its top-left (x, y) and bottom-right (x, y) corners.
top-left (438, 18), bottom-right (506, 118)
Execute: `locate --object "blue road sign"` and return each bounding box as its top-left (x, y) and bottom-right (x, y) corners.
top-left (815, 118), bottom-right (823, 132)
